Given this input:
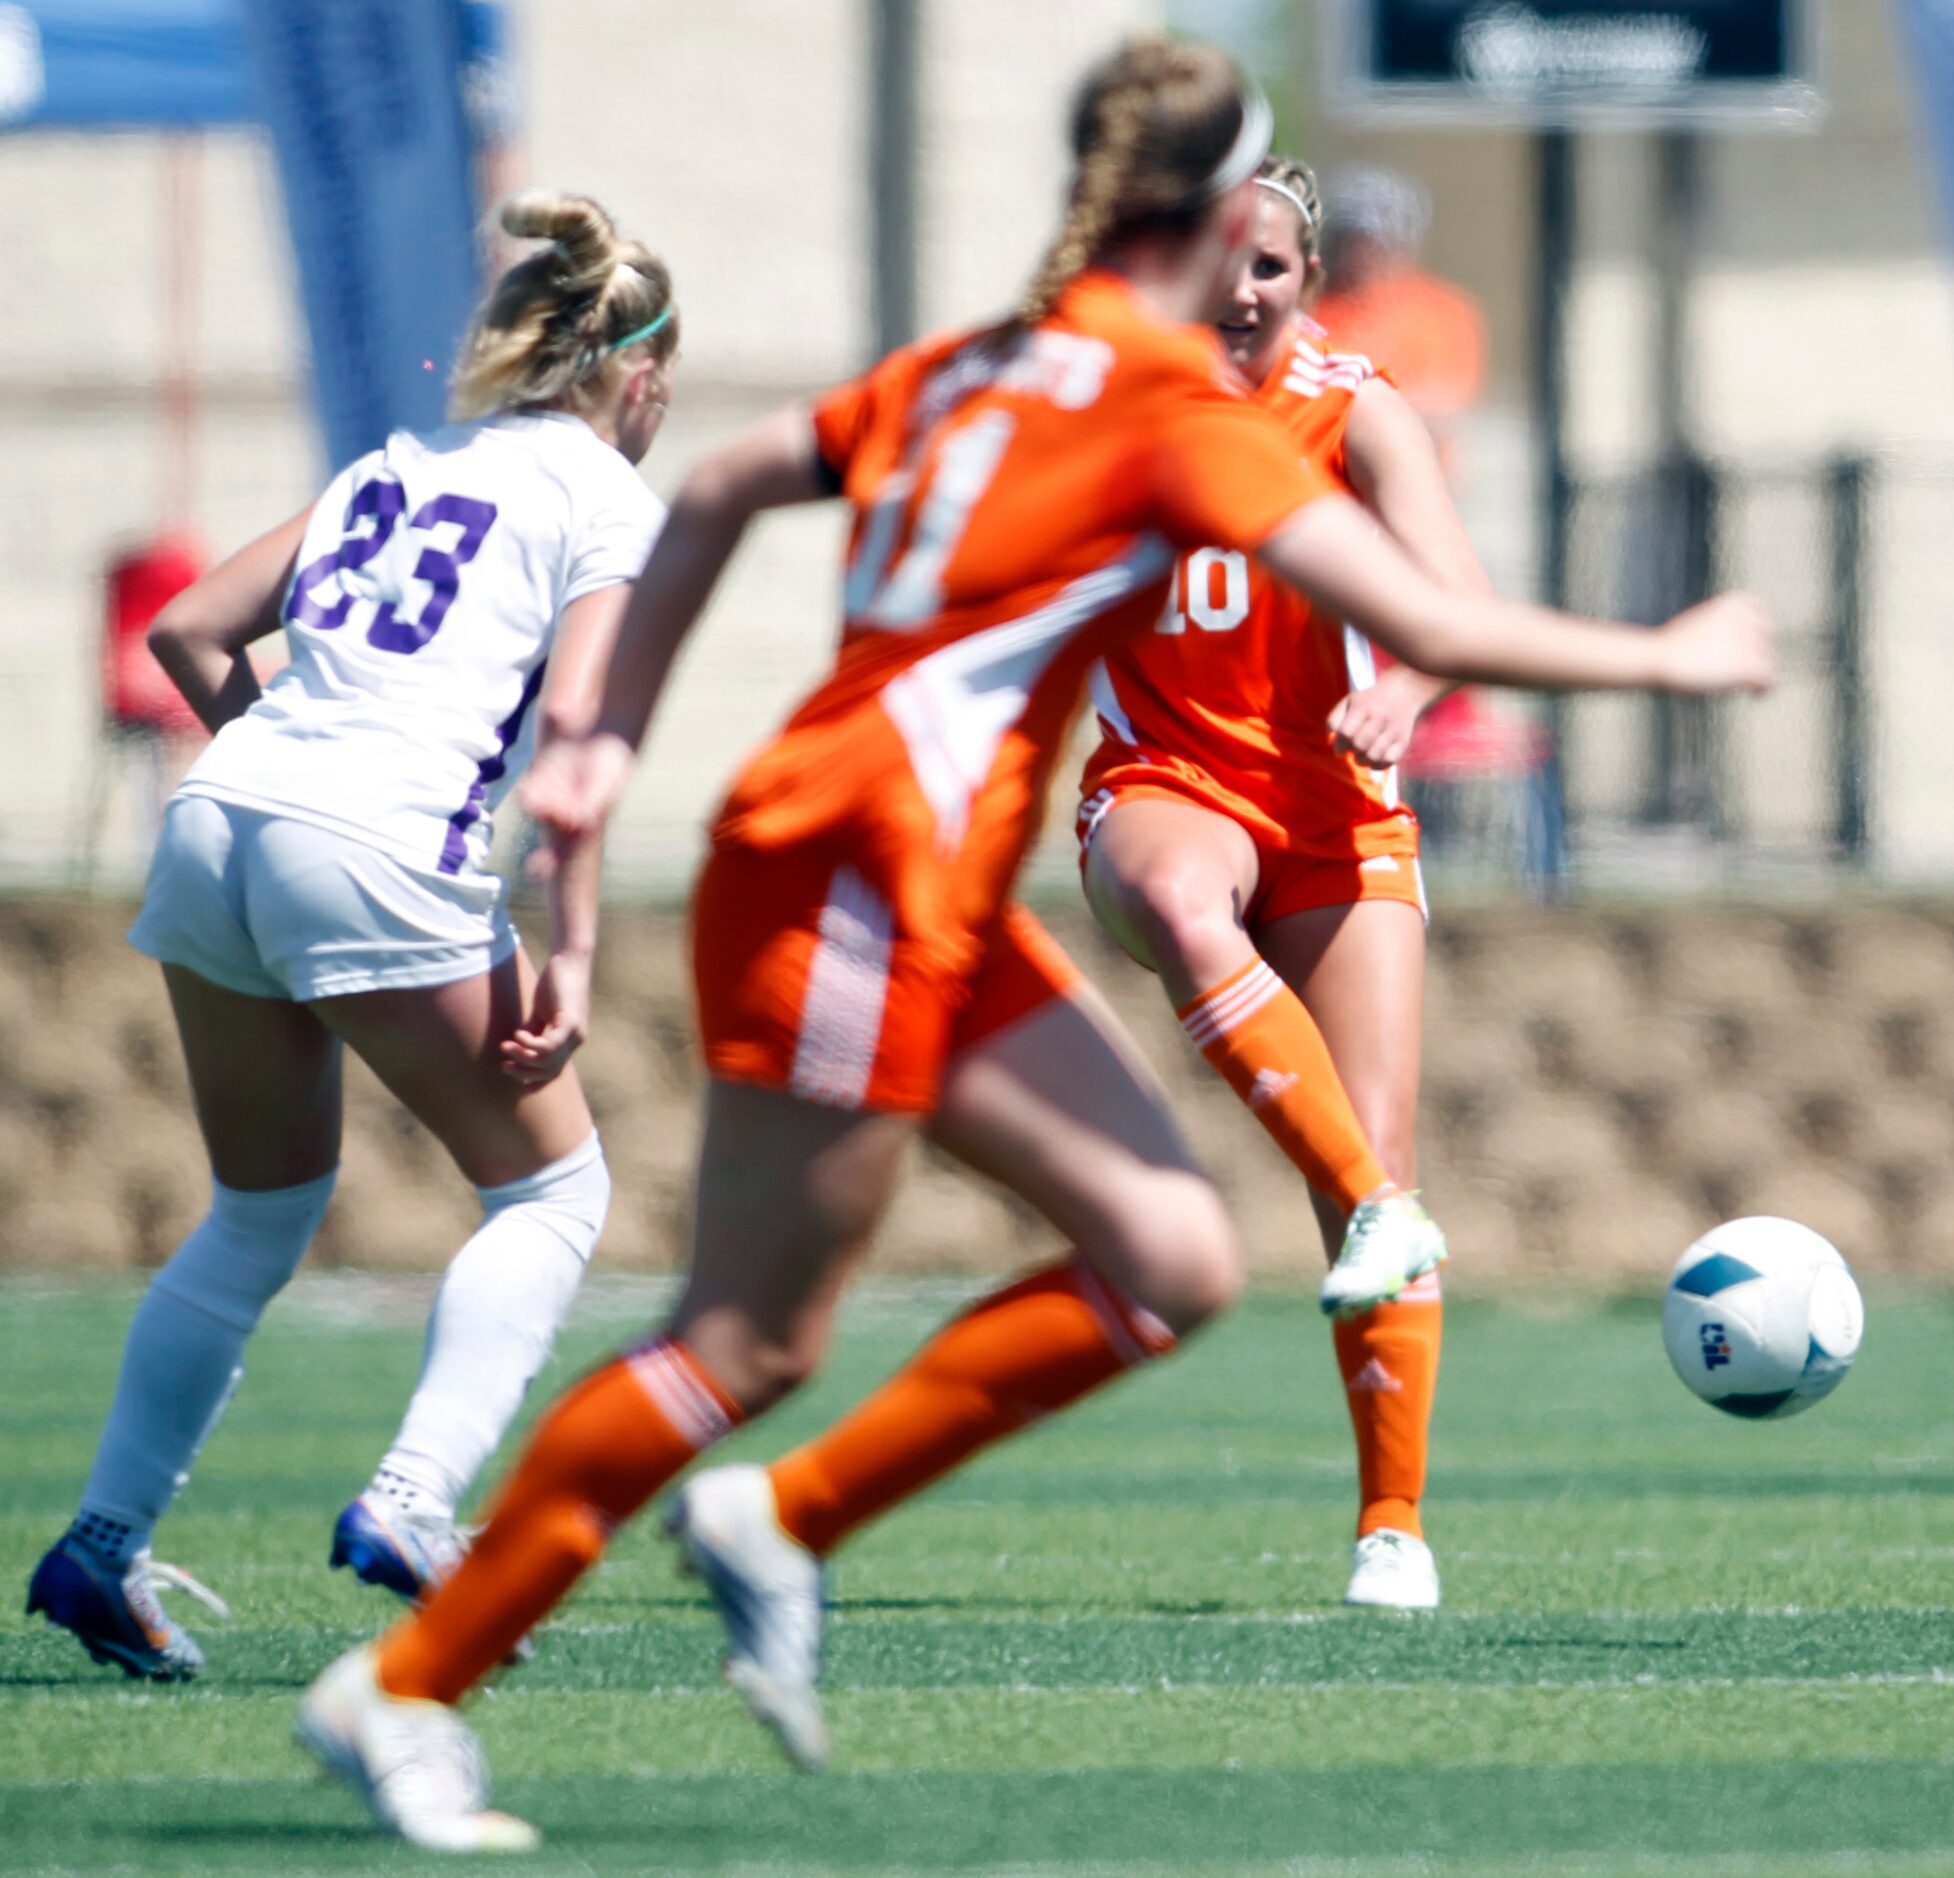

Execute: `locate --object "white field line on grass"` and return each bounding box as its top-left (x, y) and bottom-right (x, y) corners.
top-left (85, 1602), bottom-right (1954, 1623)
top-left (29, 1660), bottom-right (1949, 1714)
top-left (268, 1270), bottom-right (996, 1331)
top-left (958, 1857), bottom-right (1954, 1878)
top-left (972, 1859), bottom-right (1954, 1878)
top-left (553, 1606), bottom-right (1954, 1627)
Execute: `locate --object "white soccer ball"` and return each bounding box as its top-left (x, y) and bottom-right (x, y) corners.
top-left (1661, 1217), bottom-right (1864, 1419)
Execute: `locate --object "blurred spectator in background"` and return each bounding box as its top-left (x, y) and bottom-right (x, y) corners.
top-left (1315, 164), bottom-right (1486, 477)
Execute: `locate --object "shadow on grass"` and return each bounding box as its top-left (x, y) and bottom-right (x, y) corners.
top-left (22, 1764), bottom-right (1949, 1872)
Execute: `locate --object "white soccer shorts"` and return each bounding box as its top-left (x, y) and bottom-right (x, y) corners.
top-left (129, 794), bottom-right (519, 1002)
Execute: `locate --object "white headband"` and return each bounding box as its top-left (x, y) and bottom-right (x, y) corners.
top-left (1255, 174), bottom-right (1315, 232)
top-left (1197, 82), bottom-right (1274, 200)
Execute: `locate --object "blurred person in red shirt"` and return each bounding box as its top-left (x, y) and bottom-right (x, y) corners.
top-left (1314, 164), bottom-right (1486, 467)
top-left (1316, 166), bottom-right (1542, 864)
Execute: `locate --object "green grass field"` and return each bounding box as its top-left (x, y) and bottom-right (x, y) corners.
top-left (1, 1275), bottom-right (1950, 1876)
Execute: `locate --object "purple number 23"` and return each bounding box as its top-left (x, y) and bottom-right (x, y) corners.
top-left (285, 479), bottom-right (498, 655)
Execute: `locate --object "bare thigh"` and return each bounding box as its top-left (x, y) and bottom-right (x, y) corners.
top-left (308, 948), bottom-right (594, 1189)
top-left (930, 980), bottom-right (1240, 1334)
top-left (163, 964), bottom-right (344, 1191)
top-left (667, 1078), bottom-right (916, 1409)
top-left (1081, 796), bottom-right (1261, 1006)
top-left (1255, 897), bottom-right (1426, 1256)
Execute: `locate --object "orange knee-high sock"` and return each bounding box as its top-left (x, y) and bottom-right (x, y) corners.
top-left (377, 1339), bottom-right (739, 1705)
top-left (1333, 1270), bottom-right (1442, 1539)
top-left (770, 1259), bottom-right (1175, 1556)
top-left (1179, 960), bottom-right (1388, 1215)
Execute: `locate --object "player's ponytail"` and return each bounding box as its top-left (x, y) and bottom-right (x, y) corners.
top-left (450, 190), bottom-right (679, 421)
top-left (1013, 36), bottom-right (1267, 329)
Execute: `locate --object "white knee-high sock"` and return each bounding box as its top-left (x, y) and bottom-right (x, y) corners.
top-left (75, 1170), bottom-right (337, 1563)
top-left (372, 1134), bottom-right (609, 1518)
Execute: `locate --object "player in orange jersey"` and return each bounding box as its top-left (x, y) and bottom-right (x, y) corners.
top-left (297, 38), bottom-right (1771, 1850)
top-left (1079, 155), bottom-right (1488, 1613)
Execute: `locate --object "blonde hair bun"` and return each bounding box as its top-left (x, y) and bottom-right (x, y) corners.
top-left (451, 190), bottom-right (677, 421)
top-left (499, 190), bottom-right (617, 290)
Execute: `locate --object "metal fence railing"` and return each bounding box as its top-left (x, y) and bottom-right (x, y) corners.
top-left (1410, 451), bottom-right (1888, 898)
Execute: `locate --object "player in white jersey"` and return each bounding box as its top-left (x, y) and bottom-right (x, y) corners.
top-left (26, 191), bottom-right (675, 1681)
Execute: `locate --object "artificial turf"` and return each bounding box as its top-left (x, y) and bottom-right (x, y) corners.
top-left (2, 1275), bottom-right (1950, 1874)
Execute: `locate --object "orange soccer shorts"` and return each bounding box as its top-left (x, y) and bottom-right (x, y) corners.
top-left (1078, 771), bottom-right (1426, 932)
top-left (691, 838), bottom-right (1082, 1115)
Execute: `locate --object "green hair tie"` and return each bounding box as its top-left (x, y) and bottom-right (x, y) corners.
top-left (606, 306), bottom-right (674, 353)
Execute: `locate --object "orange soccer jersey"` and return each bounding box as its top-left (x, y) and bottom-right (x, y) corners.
top-left (1079, 318), bottom-right (1421, 875)
top-left (695, 272), bottom-right (1337, 1111)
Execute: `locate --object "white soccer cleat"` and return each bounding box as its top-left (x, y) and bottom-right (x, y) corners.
top-left (666, 1463), bottom-right (830, 1770)
top-left (1319, 1189), bottom-right (1447, 1319)
top-left (1343, 1529), bottom-right (1441, 1611)
top-left (295, 1645), bottom-right (538, 1854)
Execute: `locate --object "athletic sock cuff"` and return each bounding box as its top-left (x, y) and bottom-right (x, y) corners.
top-left (623, 1337), bottom-right (743, 1452)
top-left (1178, 959), bottom-right (1284, 1048)
top-left (474, 1131), bottom-right (605, 1209)
top-left (211, 1166), bottom-right (338, 1220)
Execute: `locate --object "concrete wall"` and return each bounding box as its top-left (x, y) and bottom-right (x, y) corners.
top-left (5, 895), bottom-right (1948, 1284)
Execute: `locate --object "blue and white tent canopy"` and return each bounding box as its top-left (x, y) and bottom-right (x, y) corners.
top-left (0, 0), bottom-right (251, 129)
top-left (0, 0), bottom-right (507, 133)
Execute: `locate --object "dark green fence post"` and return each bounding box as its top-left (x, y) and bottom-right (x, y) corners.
top-left (1829, 455), bottom-right (1872, 865)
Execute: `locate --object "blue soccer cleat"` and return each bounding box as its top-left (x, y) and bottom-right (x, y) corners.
top-left (329, 1493), bottom-right (465, 1603)
top-left (25, 1534), bottom-right (227, 1681)
top-left (329, 1494), bottom-right (535, 1667)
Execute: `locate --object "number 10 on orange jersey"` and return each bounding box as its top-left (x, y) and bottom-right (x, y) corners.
top-left (1158, 546), bottom-right (1249, 634)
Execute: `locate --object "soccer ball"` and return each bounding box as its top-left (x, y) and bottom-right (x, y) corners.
top-left (1661, 1217), bottom-right (1864, 1419)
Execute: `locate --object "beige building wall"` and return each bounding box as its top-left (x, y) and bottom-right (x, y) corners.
top-left (1, 0), bottom-right (1949, 891)
top-left (0, 0), bottom-right (1152, 893)
top-left (1289, 0), bottom-right (1954, 879)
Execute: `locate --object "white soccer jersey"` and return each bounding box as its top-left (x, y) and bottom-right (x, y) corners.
top-left (178, 411), bottom-right (662, 879)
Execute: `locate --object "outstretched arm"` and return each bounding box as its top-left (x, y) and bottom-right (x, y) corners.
top-left (1342, 378), bottom-right (1488, 599)
top-left (1327, 380), bottom-right (1485, 764)
top-left (601, 405), bottom-right (833, 749)
top-left (1257, 493), bottom-right (1773, 696)
top-left (519, 404), bottom-right (834, 853)
top-left (147, 510), bottom-right (310, 733)
top-left (498, 582), bottom-right (633, 1084)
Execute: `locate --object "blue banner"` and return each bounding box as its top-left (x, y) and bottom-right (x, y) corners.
top-left (240, 0), bottom-right (481, 470)
top-left (1895, 0), bottom-right (1954, 251)
top-left (0, 1), bottom-right (252, 129)
top-left (1, 1), bottom-right (505, 134)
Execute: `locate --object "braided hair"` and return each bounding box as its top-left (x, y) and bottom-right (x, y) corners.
top-left (1013, 36), bottom-right (1261, 330)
